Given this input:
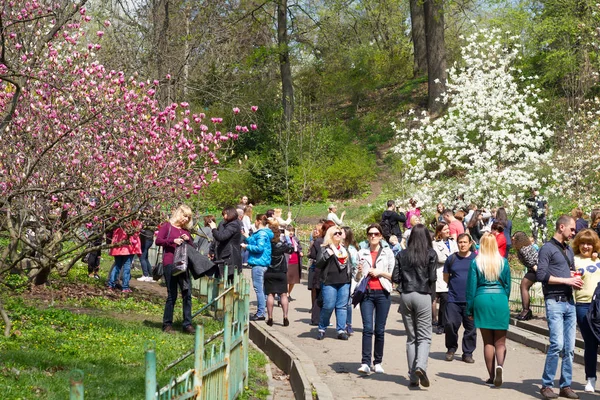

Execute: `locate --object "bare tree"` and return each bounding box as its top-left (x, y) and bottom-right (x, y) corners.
top-left (278, 0), bottom-right (295, 125)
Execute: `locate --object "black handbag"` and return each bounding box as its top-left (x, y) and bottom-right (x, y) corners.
top-left (152, 224), bottom-right (171, 280)
top-left (152, 247), bottom-right (164, 281)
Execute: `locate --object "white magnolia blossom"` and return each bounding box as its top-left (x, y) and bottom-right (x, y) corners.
top-left (392, 29), bottom-right (553, 211)
top-left (554, 97), bottom-right (600, 205)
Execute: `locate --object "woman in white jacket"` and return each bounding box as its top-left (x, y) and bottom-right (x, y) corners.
top-left (432, 222), bottom-right (458, 335)
top-left (355, 223), bottom-right (396, 375)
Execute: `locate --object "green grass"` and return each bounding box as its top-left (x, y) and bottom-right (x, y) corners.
top-left (0, 264), bottom-right (269, 399)
top-left (0, 296), bottom-right (197, 399)
top-left (239, 349), bottom-right (270, 400)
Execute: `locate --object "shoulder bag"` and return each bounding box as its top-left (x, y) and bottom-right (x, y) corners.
top-left (152, 223), bottom-right (171, 280)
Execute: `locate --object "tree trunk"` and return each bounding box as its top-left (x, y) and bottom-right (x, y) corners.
top-left (153, 0), bottom-right (171, 106)
top-left (424, 0), bottom-right (446, 116)
top-left (277, 0), bottom-right (294, 125)
top-left (410, 0), bottom-right (428, 76)
top-left (0, 296), bottom-right (11, 337)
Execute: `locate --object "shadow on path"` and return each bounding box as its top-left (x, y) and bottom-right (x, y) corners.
top-left (437, 373), bottom-right (542, 398)
top-left (329, 362), bottom-right (412, 385)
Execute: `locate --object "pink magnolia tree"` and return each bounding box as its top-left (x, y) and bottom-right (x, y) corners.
top-left (0, 0), bottom-right (256, 332)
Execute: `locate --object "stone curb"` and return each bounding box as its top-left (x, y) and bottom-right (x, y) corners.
top-left (507, 317), bottom-right (600, 370)
top-left (249, 320), bottom-right (334, 400)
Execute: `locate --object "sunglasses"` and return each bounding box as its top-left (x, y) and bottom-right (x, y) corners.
top-left (333, 231), bottom-right (343, 236)
top-left (368, 232), bottom-right (381, 237)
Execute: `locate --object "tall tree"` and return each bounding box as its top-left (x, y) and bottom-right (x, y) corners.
top-left (423, 0), bottom-right (447, 115)
top-left (152, 0), bottom-right (171, 106)
top-left (278, 0), bottom-right (294, 124)
top-left (393, 29), bottom-right (553, 210)
top-left (410, 0), bottom-right (428, 76)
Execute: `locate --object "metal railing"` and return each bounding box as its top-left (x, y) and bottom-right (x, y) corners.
top-left (509, 269), bottom-right (545, 315)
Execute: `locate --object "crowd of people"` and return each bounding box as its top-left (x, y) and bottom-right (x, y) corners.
top-left (94, 195), bottom-right (600, 399)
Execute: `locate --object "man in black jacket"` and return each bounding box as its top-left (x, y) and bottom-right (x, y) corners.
top-left (537, 215), bottom-right (582, 400)
top-left (381, 200), bottom-right (407, 241)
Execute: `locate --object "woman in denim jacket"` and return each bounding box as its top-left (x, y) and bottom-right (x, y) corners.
top-left (355, 223), bottom-right (395, 375)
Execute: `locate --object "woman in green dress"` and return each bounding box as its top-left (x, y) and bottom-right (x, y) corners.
top-left (466, 232), bottom-right (511, 388)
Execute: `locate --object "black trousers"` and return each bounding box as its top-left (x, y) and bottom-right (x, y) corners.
top-left (433, 292), bottom-right (448, 328)
top-left (162, 264), bottom-right (192, 329)
top-left (445, 302), bottom-right (477, 356)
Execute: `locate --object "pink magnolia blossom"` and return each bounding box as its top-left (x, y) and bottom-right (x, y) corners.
top-left (233, 107), bottom-right (240, 114)
top-left (0, 1), bottom-right (254, 280)
top-left (251, 105), bottom-right (258, 112)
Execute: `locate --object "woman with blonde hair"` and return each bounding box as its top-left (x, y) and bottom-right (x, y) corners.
top-left (573, 229), bottom-right (600, 392)
top-left (315, 225), bottom-right (352, 340)
top-left (327, 205), bottom-right (345, 226)
top-left (155, 204), bottom-right (194, 334)
top-left (466, 233), bottom-right (511, 387)
top-left (274, 208), bottom-right (292, 226)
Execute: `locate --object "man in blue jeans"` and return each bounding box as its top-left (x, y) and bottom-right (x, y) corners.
top-left (537, 215), bottom-right (583, 399)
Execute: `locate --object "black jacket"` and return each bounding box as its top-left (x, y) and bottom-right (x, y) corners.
top-left (587, 282), bottom-right (600, 342)
top-left (315, 245), bottom-right (351, 285)
top-left (270, 241), bottom-right (293, 273)
top-left (393, 248), bottom-right (438, 294)
top-left (212, 219), bottom-right (242, 275)
top-left (381, 210), bottom-right (407, 237)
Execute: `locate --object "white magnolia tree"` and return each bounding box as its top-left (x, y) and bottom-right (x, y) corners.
top-left (392, 29), bottom-right (554, 211)
top-left (554, 100), bottom-right (600, 205)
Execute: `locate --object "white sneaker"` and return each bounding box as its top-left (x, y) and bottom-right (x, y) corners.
top-left (136, 277), bottom-right (146, 281)
top-left (585, 377), bottom-right (596, 393)
top-left (358, 364), bottom-right (371, 374)
top-left (145, 276), bottom-right (155, 282)
top-left (494, 366), bottom-right (503, 387)
top-left (374, 364), bottom-right (384, 374)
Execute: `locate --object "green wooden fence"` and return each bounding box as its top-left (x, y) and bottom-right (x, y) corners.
top-left (69, 268), bottom-right (251, 400)
top-left (145, 268), bottom-right (251, 400)
top-left (509, 269), bottom-right (545, 315)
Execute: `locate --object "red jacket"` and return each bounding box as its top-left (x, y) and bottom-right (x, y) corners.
top-left (109, 221), bottom-right (142, 256)
top-left (495, 231), bottom-right (507, 258)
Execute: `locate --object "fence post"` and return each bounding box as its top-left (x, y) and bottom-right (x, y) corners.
top-left (223, 287), bottom-right (233, 399)
top-left (193, 324), bottom-right (204, 397)
top-left (69, 369), bottom-right (84, 400)
top-left (242, 279), bottom-right (250, 387)
top-left (145, 342), bottom-right (157, 400)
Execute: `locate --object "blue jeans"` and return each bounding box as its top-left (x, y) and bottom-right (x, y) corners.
top-left (319, 283), bottom-right (350, 333)
top-left (576, 303), bottom-right (598, 379)
top-left (542, 298), bottom-right (576, 388)
top-left (346, 294), bottom-right (353, 326)
top-left (139, 238), bottom-right (154, 277)
top-left (108, 255), bottom-right (133, 290)
top-left (251, 266), bottom-right (268, 317)
top-left (360, 290), bottom-right (391, 365)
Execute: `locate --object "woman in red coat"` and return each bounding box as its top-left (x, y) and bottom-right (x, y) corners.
top-left (106, 220), bottom-right (142, 293)
top-left (491, 221), bottom-right (507, 258)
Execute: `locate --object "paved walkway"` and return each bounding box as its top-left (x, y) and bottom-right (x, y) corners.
top-left (245, 271), bottom-right (594, 400)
